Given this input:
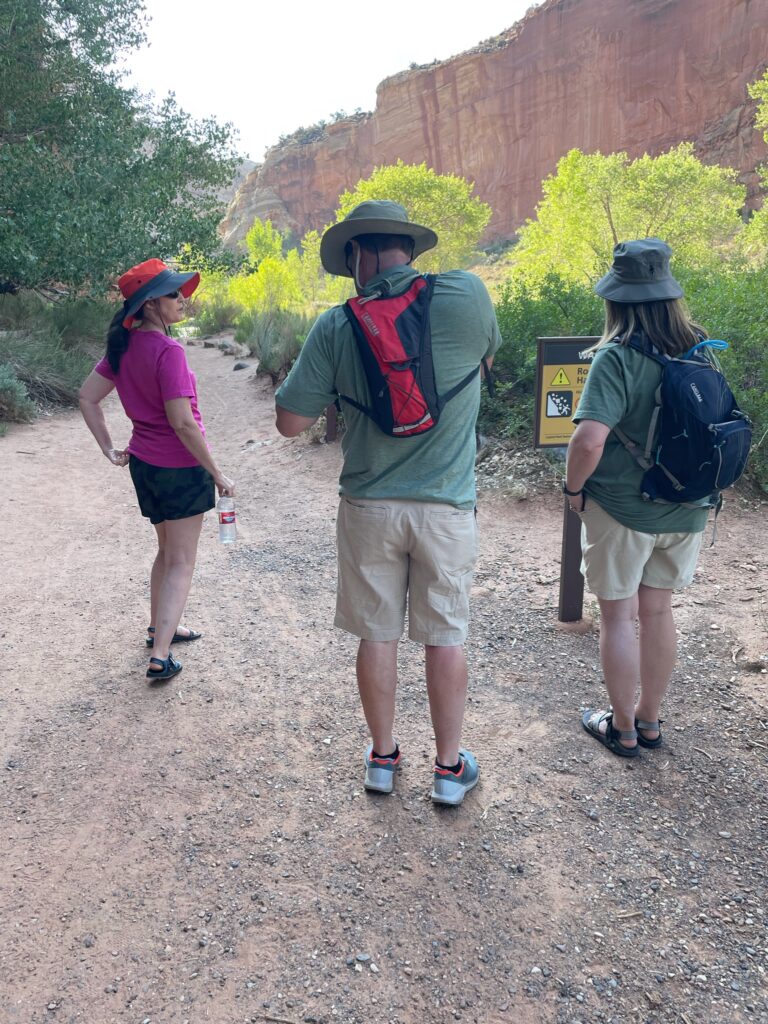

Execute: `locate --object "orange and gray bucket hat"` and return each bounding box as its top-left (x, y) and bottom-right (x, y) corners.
top-left (118, 258), bottom-right (200, 328)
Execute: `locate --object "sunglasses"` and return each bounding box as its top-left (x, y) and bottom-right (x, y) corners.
top-left (164, 290), bottom-right (181, 299)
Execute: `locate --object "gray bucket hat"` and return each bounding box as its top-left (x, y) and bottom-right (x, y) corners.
top-left (595, 238), bottom-right (683, 303)
top-left (319, 200), bottom-right (438, 277)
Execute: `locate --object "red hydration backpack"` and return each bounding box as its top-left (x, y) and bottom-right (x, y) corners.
top-left (340, 274), bottom-right (491, 437)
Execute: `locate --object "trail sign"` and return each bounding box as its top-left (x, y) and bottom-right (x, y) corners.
top-left (534, 337), bottom-right (599, 448)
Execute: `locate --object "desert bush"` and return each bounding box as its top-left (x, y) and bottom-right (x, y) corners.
top-left (0, 326), bottom-right (93, 407)
top-left (0, 363), bottom-right (36, 422)
top-left (235, 310), bottom-right (311, 386)
top-left (0, 291), bottom-right (48, 330)
top-left (50, 297), bottom-right (116, 348)
top-left (0, 292), bottom-right (96, 414)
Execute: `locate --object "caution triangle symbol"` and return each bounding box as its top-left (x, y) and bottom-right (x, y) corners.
top-left (550, 367), bottom-right (571, 387)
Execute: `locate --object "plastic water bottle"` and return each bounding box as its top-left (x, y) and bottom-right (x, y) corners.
top-left (217, 496), bottom-right (236, 544)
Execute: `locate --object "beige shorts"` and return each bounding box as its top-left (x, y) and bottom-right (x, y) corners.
top-left (579, 499), bottom-right (703, 600)
top-left (335, 497), bottom-right (478, 645)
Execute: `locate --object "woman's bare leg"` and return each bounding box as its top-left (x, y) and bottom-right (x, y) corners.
top-left (150, 514), bottom-right (204, 661)
top-left (596, 593), bottom-right (640, 748)
top-left (635, 584), bottom-right (676, 740)
top-left (149, 522), bottom-right (167, 634)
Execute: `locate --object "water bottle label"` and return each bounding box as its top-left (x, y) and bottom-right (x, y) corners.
top-left (219, 510), bottom-right (236, 525)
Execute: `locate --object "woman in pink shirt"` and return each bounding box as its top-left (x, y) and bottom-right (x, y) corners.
top-left (79, 259), bottom-right (234, 681)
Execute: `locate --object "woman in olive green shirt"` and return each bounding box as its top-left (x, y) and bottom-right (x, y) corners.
top-left (565, 239), bottom-right (710, 758)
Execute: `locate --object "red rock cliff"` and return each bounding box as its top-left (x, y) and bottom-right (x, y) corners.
top-left (221, 0), bottom-right (768, 248)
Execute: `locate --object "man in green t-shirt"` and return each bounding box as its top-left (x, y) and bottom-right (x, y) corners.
top-left (275, 200), bottom-right (500, 806)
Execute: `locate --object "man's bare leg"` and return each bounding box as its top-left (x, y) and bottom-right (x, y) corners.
top-left (425, 644), bottom-right (468, 766)
top-left (356, 639), bottom-right (398, 755)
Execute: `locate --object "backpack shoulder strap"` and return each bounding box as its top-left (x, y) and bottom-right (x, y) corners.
top-left (481, 357), bottom-right (495, 399)
top-left (610, 334), bottom-right (665, 469)
top-left (623, 334), bottom-right (669, 367)
top-left (424, 273), bottom-right (496, 404)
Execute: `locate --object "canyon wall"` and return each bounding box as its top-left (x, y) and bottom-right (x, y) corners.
top-left (221, 0), bottom-right (768, 249)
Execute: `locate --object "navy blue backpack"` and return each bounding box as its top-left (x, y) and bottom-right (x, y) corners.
top-left (614, 336), bottom-right (752, 508)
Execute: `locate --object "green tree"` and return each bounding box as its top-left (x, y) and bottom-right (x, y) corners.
top-left (0, 0), bottom-right (239, 291)
top-left (334, 161), bottom-right (492, 273)
top-left (298, 228), bottom-right (352, 308)
top-left (513, 145), bottom-right (745, 286)
top-left (245, 219), bottom-right (285, 269)
top-left (229, 256), bottom-right (303, 314)
top-left (298, 229), bottom-right (324, 306)
top-left (750, 71), bottom-right (768, 140)
top-left (745, 71), bottom-right (768, 255)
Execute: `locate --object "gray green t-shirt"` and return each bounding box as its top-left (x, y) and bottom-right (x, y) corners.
top-left (276, 265), bottom-right (501, 509)
top-left (574, 341), bottom-right (709, 534)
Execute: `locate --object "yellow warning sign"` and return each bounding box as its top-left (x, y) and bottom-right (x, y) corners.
top-left (535, 337), bottom-right (599, 448)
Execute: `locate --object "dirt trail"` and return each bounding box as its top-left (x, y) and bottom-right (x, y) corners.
top-left (1, 342), bottom-right (766, 1024)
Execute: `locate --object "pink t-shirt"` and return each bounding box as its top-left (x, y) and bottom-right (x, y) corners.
top-left (95, 330), bottom-right (207, 468)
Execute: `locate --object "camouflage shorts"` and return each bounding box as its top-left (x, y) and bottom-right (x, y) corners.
top-left (129, 455), bottom-right (215, 525)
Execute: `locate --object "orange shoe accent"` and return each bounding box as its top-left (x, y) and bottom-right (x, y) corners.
top-left (369, 752), bottom-right (401, 767)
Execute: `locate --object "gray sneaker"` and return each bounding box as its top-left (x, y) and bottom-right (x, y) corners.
top-left (431, 749), bottom-right (479, 806)
top-left (363, 744), bottom-right (400, 794)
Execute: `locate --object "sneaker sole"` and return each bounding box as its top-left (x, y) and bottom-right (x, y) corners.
top-left (364, 776), bottom-right (395, 794)
top-left (430, 774), bottom-right (479, 806)
top-left (364, 764), bottom-right (397, 794)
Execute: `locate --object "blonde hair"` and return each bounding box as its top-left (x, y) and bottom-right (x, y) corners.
top-left (593, 299), bottom-right (707, 357)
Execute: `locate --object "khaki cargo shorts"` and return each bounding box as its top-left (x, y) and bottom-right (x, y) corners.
top-left (579, 499), bottom-right (703, 600)
top-left (335, 497), bottom-right (478, 646)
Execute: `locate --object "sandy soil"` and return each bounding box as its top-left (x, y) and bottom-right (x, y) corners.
top-left (1, 341), bottom-right (766, 1024)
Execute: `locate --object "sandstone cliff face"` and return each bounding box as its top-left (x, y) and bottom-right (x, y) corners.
top-left (221, 0), bottom-right (768, 248)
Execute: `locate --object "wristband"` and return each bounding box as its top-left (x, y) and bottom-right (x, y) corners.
top-left (562, 480), bottom-right (583, 497)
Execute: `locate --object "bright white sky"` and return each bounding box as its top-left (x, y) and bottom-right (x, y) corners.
top-left (125, 1), bottom-right (539, 162)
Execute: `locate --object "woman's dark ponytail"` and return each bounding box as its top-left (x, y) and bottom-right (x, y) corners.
top-left (106, 306), bottom-right (131, 373)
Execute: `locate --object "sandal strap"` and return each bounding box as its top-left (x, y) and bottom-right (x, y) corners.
top-left (148, 654), bottom-right (180, 669)
top-left (590, 710), bottom-right (637, 741)
top-left (635, 718), bottom-right (661, 731)
top-left (612, 724), bottom-right (638, 741)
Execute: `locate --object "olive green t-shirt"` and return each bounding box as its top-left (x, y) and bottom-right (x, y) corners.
top-left (276, 265), bottom-right (501, 509)
top-left (574, 341), bottom-right (709, 534)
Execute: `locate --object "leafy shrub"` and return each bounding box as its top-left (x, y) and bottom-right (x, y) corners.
top-left (484, 267), bottom-right (768, 492)
top-left (681, 266), bottom-right (768, 490)
top-left (0, 363), bottom-right (36, 421)
top-left (480, 273), bottom-right (602, 438)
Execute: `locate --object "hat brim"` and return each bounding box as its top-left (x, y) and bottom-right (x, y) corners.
top-left (320, 217), bottom-right (438, 277)
top-left (595, 270), bottom-right (683, 303)
top-left (123, 270), bottom-right (200, 328)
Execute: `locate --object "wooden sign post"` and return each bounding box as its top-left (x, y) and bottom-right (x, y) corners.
top-left (534, 337), bottom-right (599, 623)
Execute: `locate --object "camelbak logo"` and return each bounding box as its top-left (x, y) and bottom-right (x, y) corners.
top-left (361, 312), bottom-right (380, 336)
top-left (690, 383), bottom-right (704, 403)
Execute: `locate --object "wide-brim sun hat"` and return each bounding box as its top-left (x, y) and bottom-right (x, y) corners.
top-left (319, 200), bottom-right (438, 277)
top-left (118, 258), bottom-right (200, 328)
top-left (594, 238), bottom-right (684, 303)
